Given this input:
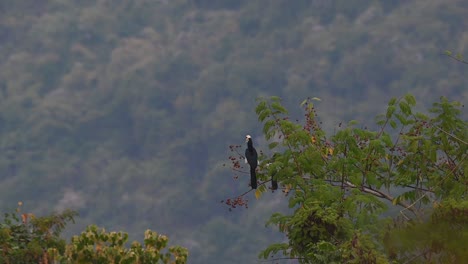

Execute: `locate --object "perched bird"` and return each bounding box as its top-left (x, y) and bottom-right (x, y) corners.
top-left (245, 135), bottom-right (258, 189)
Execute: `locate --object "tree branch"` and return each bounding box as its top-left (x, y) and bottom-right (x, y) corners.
top-left (444, 51), bottom-right (468, 65)
top-left (325, 179), bottom-right (420, 218)
top-left (434, 125), bottom-right (468, 145)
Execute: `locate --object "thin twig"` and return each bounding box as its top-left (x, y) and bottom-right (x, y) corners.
top-left (232, 180), bottom-right (271, 198)
top-left (434, 126), bottom-right (468, 145)
top-left (403, 185), bottom-right (433, 193)
top-left (445, 52), bottom-right (468, 65)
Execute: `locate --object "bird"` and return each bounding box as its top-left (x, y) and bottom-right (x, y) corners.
top-left (245, 135), bottom-right (258, 189)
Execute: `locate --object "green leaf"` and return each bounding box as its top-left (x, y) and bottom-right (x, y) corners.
top-left (288, 197), bottom-right (302, 208)
top-left (404, 93), bottom-right (416, 106)
top-left (381, 133), bottom-right (393, 147)
top-left (270, 96), bottom-right (281, 102)
top-left (259, 243), bottom-right (289, 259)
top-left (429, 148), bottom-right (437, 163)
top-left (395, 113), bottom-right (407, 125)
top-left (386, 105), bottom-right (396, 118)
top-left (255, 100), bottom-right (267, 115)
top-left (263, 120), bottom-right (275, 135)
top-left (271, 101), bottom-right (287, 114)
top-left (399, 101), bottom-right (412, 115)
top-left (408, 140), bottom-right (419, 152)
top-left (348, 120), bottom-right (359, 126)
top-left (258, 108), bottom-right (272, 122)
top-left (268, 142), bottom-right (279, 149)
top-left (376, 118), bottom-right (386, 126)
top-left (414, 112), bottom-right (428, 120)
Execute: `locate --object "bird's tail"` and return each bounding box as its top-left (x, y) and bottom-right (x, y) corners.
top-left (250, 167), bottom-right (257, 189)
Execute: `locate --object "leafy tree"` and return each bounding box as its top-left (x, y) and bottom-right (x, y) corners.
top-left (0, 202), bottom-right (77, 264)
top-left (0, 203), bottom-right (188, 264)
top-left (226, 94), bottom-right (466, 263)
top-left (61, 225), bottom-right (188, 264)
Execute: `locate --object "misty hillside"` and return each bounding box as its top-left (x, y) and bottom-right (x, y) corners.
top-left (0, 0), bottom-right (466, 263)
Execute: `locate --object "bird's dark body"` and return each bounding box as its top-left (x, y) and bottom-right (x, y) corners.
top-left (245, 138), bottom-right (258, 189)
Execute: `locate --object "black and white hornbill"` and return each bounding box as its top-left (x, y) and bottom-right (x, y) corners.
top-left (245, 135), bottom-right (258, 189)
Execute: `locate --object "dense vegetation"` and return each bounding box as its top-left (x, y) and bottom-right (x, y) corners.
top-left (0, 0), bottom-right (466, 263)
top-left (0, 203), bottom-right (187, 263)
top-left (230, 94), bottom-right (465, 263)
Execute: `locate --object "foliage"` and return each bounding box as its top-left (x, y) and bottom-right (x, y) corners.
top-left (0, 204), bottom-right (188, 264)
top-left (384, 199), bottom-right (468, 263)
top-left (226, 94), bottom-right (466, 263)
top-left (0, 202), bottom-right (76, 264)
top-left (61, 225), bottom-right (188, 264)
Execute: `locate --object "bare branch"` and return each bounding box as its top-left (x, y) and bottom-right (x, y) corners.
top-left (444, 51), bottom-right (468, 65)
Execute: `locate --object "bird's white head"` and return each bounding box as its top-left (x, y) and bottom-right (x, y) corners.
top-left (245, 135), bottom-right (251, 142)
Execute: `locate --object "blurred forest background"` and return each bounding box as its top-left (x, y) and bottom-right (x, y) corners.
top-left (0, 0), bottom-right (466, 263)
